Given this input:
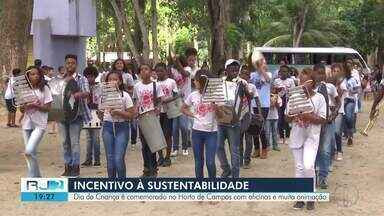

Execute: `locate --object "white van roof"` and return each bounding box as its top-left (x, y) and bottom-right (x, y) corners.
top-left (255, 47), bottom-right (359, 54)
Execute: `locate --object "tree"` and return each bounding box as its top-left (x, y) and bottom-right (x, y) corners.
top-left (208, 0), bottom-right (229, 74)
top-left (109, 0), bottom-right (140, 61)
top-left (0, 0), bottom-right (33, 78)
top-left (151, 0), bottom-right (159, 64)
top-left (132, 0), bottom-right (150, 62)
top-left (341, 0), bottom-right (384, 66)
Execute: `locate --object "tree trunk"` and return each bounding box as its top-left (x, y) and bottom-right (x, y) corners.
top-left (96, 4), bottom-right (101, 64)
top-left (114, 16), bottom-right (124, 59)
top-left (133, 0), bottom-right (145, 55)
top-left (208, 0), bottom-right (228, 75)
top-left (110, 0), bottom-right (140, 62)
top-left (292, 5), bottom-right (308, 47)
top-left (132, 0), bottom-right (150, 63)
top-left (377, 37), bottom-right (384, 69)
top-left (151, 0), bottom-right (159, 64)
top-left (0, 0), bottom-right (33, 79)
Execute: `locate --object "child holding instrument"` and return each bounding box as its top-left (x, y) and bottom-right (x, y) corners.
top-left (81, 66), bottom-right (101, 167)
top-left (20, 66), bottom-right (52, 177)
top-left (134, 64), bottom-right (165, 177)
top-left (156, 62), bottom-right (179, 167)
top-left (99, 71), bottom-right (135, 178)
top-left (181, 69), bottom-right (218, 178)
top-left (286, 68), bottom-right (327, 211)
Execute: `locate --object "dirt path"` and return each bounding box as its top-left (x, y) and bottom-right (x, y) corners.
top-left (1, 101), bottom-right (383, 216)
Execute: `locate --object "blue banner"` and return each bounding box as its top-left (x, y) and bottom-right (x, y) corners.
top-left (68, 178), bottom-right (313, 193)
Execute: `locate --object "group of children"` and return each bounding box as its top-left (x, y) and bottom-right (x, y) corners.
top-left (3, 47), bottom-right (367, 211)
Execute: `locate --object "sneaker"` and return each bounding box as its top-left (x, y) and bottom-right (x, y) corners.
top-left (157, 158), bottom-right (165, 166)
top-left (260, 149), bottom-right (268, 159)
top-left (81, 160), bottom-right (92, 167)
top-left (319, 178), bottom-right (328, 189)
top-left (306, 201), bottom-right (315, 210)
top-left (293, 201), bottom-right (305, 209)
top-left (221, 170), bottom-right (231, 178)
top-left (347, 138), bottom-right (353, 146)
top-left (70, 165), bottom-right (80, 177)
top-left (93, 161), bottom-right (101, 166)
top-left (162, 158), bottom-right (172, 167)
top-left (61, 164), bottom-right (71, 177)
top-left (182, 149), bottom-right (189, 156)
top-left (243, 163), bottom-right (251, 169)
top-left (140, 170), bottom-right (151, 178)
top-left (170, 150), bottom-right (178, 157)
top-left (251, 150), bottom-right (260, 158)
top-left (336, 152), bottom-right (343, 161)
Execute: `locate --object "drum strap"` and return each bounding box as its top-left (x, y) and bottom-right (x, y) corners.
top-left (153, 81), bottom-right (158, 107)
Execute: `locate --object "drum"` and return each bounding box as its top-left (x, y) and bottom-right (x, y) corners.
top-left (83, 110), bottom-right (102, 129)
top-left (166, 97), bottom-right (182, 119)
top-left (48, 77), bottom-right (80, 122)
top-left (138, 111), bottom-right (167, 153)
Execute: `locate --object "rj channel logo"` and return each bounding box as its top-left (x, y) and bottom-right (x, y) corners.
top-left (21, 178), bottom-right (68, 192)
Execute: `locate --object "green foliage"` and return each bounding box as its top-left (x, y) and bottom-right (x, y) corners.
top-left (341, 0), bottom-right (384, 54)
top-left (88, 0), bottom-right (383, 62)
top-left (174, 27), bottom-right (194, 56)
top-left (226, 23), bottom-right (242, 49)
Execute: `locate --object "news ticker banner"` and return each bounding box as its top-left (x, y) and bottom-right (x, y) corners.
top-left (21, 178), bottom-right (329, 202)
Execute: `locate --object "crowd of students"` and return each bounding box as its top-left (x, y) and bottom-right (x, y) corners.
top-left (3, 47), bottom-right (384, 211)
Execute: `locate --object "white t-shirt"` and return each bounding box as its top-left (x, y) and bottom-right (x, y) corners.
top-left (44, 75), bottom-right (52, 82)
top-left (122, 73), bottom-right (134, 87)
top-left (248, 83), bottom-right (259, 108)
top-left (325, 83), bottom-right (338, 107)
top-left (185, 91), bottom-right (217, 132)
top-left (133, 81), bottom-right (164, 115)
top-left (274, 77), bottom-right (296, 97)
top-left (171, 67), bottom-right (191, 100)
top-left (4, 77), bottom-right (15, 99)
top-left (267, 95), bottom-right (282, 120)
top-left (102, 91), bottom-right (133, 122)
top-left (352, 69), bottom-right (362, 88)
top-left (240, 83), bottom-right (259, 119)
top-left (21, 86), bottom-right (53, 130)
top-left (157, 78), bottom-right (178, 113)
top-left (287, 92), bottom-right (327, 149)
top-left (338, 79), bottom-right (348, 114)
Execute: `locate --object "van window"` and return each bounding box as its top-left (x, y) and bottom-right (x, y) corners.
top-left (313, 54), bottom-right (331, 65)
top-left (293, 53), bottom-right (311, 65)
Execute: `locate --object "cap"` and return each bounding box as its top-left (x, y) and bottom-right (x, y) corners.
top-left (225, 59), bottom-right (240, 69)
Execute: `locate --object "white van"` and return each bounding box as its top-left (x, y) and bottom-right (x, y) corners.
top-left (254, 47), bottom-right (370, 74)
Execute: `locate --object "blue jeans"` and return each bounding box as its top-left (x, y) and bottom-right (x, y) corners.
top-left (240, 132), bottom-right (254, 166)
top-left (59, 118), bottom-right (82, 166)
top-left (85, 129), bottom-right (100, 162)
top-left (172, 115), bottom-right (188, 150)
top-left (217, 124), bottom-right (241, 178)
top-left (102, 121), bottom-right (130, 178)
top-left (334, 114), bottom-right (343, 153)
top-left (130, 120), bottom-right (138, 144)
top-left (344, 98), bottom-right (356, 138)
top-left (266, 119), bottom-right (278, 148)
top-left (180, 114), bottom-right (192, 148)
top-left (23, 128), bottom-right (45, 177)
top-left (316, 122), bottom-right (335, 180)
top-left (192, 130), bottom-right (218, 178)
